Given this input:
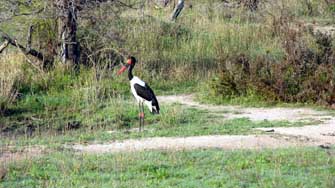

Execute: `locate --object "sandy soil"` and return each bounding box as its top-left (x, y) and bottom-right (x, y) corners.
top-left (158, 95), bottom-right (332, 122)
top-left (71, 95), bottom-right (335, 154)
top-left (72, 135), bottom-right (321, 154)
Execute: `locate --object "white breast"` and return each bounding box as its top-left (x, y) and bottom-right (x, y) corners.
top-left (130, 76), bottom-right (146, 103)
top-left (129, 76), bottom-right (154, 112)
top-left (130, 76), bottom-right (145, 87)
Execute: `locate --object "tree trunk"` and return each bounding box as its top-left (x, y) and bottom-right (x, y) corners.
top-left (171, 0), bottom-right (184, 21)
top-left (56, 0), bottom-right (80, 67)
top-left (0, 40), bottom-right (9, 53)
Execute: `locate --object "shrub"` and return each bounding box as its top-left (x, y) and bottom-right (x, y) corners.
top-left (216, 54), bottom-right (250, 96)
top-left (207, 30), bottom-right (335, 105)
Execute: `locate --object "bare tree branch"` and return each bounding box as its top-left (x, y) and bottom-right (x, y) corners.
top-left (0, 40), bottom-right (9, 53)
top-left (0, 30), bottom-right (52, 65)
top-left (15, 39), bottom-right (45, 73)
top-left (26, 25), bottom-right (33, 52)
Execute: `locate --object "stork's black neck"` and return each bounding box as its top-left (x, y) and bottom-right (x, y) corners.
top-left (128, 64), bottom-right (134, 80)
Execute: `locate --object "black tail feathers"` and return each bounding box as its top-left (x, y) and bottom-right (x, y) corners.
top-left (151, 98), bottom-right (160, 114)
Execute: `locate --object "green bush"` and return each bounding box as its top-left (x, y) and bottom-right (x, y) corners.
top-left (203, 29), bottom-right (335, 105)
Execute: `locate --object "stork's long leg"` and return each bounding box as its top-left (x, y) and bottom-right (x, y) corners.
top-left (141, 102), bottom-right (145, 130)
top-left (138, 102), bottom-right (142, 132)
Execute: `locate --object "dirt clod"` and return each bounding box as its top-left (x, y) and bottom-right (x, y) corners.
top-left (319, 144), bottom-right (331, 149)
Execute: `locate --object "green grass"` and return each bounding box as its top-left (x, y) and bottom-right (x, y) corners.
top-left (1, 147), bottom-right (335, 187)
top-left (1, 102), bottom-right (319, 148)
top-left (197, 92), bottom-right (335, 111)
top-left (196, 83), bottom-right (335, 110)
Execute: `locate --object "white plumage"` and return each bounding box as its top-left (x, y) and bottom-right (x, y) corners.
top-left (130, 76), bottom-right (154, 112)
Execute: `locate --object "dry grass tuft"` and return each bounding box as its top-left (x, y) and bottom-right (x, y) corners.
top-left (0, 54), bottom-right (24, 114)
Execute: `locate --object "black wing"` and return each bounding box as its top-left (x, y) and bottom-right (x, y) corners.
top-left (134, 83), bottom-right (155, 101)
top-left (134, 83), bottom-right (160, 114)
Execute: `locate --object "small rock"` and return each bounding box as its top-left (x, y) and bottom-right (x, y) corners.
top-left (265, 129), bottom-right (275, 133)
top-left (321, 132), bottom-right (335, 136)
top-left (319, 144), bottom-right (331, 149)
top-left (107, 130), bottom-right (117, 134)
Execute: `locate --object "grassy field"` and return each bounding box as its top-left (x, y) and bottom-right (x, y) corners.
top-left (1, 100), bottom-right (319, 148)
top-left (1, 148), bottom-right (335, 188)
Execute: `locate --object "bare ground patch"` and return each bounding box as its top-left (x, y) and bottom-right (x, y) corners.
top-left (157, 95), bottom-right (333, 122)
top-left (71, 135), bottom-right (315, 154)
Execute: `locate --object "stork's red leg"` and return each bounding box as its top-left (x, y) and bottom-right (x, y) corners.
top-left (138, 103), bottom-right (145, 132)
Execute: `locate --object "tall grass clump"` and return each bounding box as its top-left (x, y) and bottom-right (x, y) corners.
top-left (264, 0), bottom-right (334, 18)
top-left (115, 2), bottom-right (286, 85)
top-left (0, 54), bottom-right (24, 114)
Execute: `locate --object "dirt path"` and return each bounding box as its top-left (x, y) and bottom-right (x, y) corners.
top-left (72, 135), bottom-right (315, 153)
top-left (71, 95), bottom-right (335, 154)
top-left (158, 95), bottom-right (333, 121)
top-left (0, 146), bottom-right (44, 166)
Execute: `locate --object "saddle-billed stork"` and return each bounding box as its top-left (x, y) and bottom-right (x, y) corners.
top-left (117, 56), bottom-right (160, 131)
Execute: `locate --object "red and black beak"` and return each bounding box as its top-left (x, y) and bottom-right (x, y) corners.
top-left (117, 59), bottom-right (132, 75)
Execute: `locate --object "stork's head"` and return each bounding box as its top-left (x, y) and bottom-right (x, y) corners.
top-left (117, 56), bottom-right (137, 75)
